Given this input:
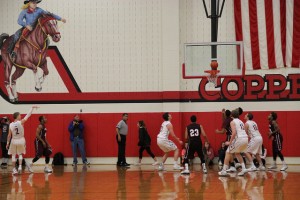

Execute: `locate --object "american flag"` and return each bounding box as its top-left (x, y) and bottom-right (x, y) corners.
top-left (234, 0), bottom-right (300, 70)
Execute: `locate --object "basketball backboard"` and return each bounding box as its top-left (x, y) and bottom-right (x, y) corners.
top-left (182, 41), bottom-right (244, 79)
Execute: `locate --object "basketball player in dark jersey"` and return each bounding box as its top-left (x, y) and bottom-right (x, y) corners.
top-left (217, 108), bottom-right (244, 172)
top-left (268, 112), bottom-right (288, 171)
top-left (216, 107), bottom-right (243, 141)
top-left (216, 109), bottom-right (232, 142)
top-left (216, 109), bottom-right (237, 172)
top-left (29, 116), bottom-right (52, 173)
top-left (182, 115), bottom-right (208, 174)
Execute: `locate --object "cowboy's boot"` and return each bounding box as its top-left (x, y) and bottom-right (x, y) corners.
top-left (7, 40), bottom-right (16, 61)
top-left (9, 37), bottom-right (22, 62)
top-left (10, 44), bottom-right (19, 62)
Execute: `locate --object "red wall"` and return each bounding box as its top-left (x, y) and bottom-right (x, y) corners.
top-left (1, 111), bottom-right (299, 158)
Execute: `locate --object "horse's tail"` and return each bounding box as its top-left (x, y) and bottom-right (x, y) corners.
top-left (0, 33), bottom-right (9, 62)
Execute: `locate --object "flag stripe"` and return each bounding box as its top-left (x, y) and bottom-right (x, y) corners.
top-left (280, 0), bottom-right (286, 67)
top-left (241, 0), bottom-right (253, 70)
top-left (234, 0), bottom-right (243, 70)
top-left (248, 0), bottom-right (261, 70)
top-left (273, 0), bottom-right (284, 68)
top-left (291, 0), bottom-right (300, 68)
top-left (233, 0), bottom-right (297, 70)
top-left (257, 0), bottom-right (269, 70)
top-left (264, 0), bottom-right (277, 69)
top-left (285, 0), bottom-right (293, 67)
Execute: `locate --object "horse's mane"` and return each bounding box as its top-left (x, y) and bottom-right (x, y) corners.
top-left (31, 12), bottom-right (55, 30)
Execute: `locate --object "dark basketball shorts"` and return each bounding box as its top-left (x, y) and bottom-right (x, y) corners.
top-left (185, 142), bottom-right (203, 159)
top-left (35, 141), bottom-right (52, 157)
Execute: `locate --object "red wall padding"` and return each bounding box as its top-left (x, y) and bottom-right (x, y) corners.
top-left (1, 111), bottom-right (299, 158)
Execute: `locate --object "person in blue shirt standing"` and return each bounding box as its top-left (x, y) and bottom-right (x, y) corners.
top-left (68, 115), bottom-right (90, 166)
top-left (8, 0), bottom-right (66, 61)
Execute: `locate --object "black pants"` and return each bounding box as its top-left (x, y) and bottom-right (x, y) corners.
top-left (116, 135), bottom-right (126, 164)
top-left (272, 139), bottom-right (284, 161)
top-left (32, 141), bottom-right (51, 164)
top-left (1, 142), bottom-right (9, 160)
top-left (183, 142), bottom-right (205, 165)
top-left (218, 150), bottom-right (226, 165)
top-left (139, 146), bottom-right (155, 159)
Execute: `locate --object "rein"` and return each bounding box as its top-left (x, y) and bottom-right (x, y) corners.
top-left (11, 17), bottom-right (58, 69)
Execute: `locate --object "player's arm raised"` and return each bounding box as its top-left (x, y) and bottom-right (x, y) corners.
top-left (6, 128), bottom-right (12, 150)
top-left (167, 124), bottom-right (183, 145)
top-left (200, 125), bottom-right (209, 143)
top-left (36, 124), bottom-right (46, 148)
top-left (222, 108), bottom-right (226, 120)
top-left (21, 106), bottom-right (39, 125)
top-left (216, 113), bottom-right (227, 134)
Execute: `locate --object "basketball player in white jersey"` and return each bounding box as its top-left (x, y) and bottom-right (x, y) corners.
top-left (6, 106), bottom-right (38, 175)
top-left (157, 112), bottom-right (183, 171)
top-left (219, 109), bottom-right (248, 176)
top-left (243, 113), bottom-right (265, 171)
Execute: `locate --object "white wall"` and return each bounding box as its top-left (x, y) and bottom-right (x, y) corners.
top-left (0, 0), bottom-right (299, 114)
top-left (0, 0), bottom-right (177, 93)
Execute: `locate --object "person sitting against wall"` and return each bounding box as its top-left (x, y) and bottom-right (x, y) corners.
top-left (203, 141), bottom-right (214, 167)
top-left (68, 115), bottom-right (90, 166)
top-left (218, 142), bottom-right (226, 166)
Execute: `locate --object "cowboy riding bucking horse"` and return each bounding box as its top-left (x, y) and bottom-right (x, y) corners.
top-left (0, 0), bottom-right (66, 102)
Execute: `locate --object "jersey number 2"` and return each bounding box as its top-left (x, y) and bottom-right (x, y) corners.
top-left (190, 129), bottom-right (199, 137)
top-left (15, 128), bottom-right (19, 135)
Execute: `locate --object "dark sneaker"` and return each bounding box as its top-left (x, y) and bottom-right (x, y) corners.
top-left (121, 163), bottom-right (130, 167)
top-left (1, 163), bottom-right (7, 169)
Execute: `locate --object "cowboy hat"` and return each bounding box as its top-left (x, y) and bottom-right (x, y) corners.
top-left (24, 0), bottom-right (42, 4)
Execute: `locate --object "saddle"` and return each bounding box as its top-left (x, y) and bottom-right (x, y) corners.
top-left (15, 28), bottom-right (31, 48)
top-left (6, 28), bottom-right (29, 54)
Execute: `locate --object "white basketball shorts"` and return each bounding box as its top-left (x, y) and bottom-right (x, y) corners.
top-left (227, 137), bottom-right (248, 153)
top-left (157, 138), bottom-right (177, 153)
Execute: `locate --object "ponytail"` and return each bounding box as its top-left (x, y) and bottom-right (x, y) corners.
top-left (22, 3), bottom-right (30, 10)
top-left (138, 120), bottom-right (146, 128)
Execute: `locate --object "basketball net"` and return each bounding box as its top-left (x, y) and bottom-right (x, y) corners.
top-left (204, 69), bottom-right (220, 88)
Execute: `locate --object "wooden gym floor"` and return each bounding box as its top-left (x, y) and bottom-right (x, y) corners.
top-left (0, 164), bottom-right (300, 199)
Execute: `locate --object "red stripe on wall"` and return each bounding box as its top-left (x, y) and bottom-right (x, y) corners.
top-left (248, 0), bottom-right (261, 70)
top-left (280, 0), bottom-right (286, 66)
top-left (234, 0), bottom-right (244, 70)
top-left (291, 0), bottom-right (300, 68)
top-left (264, 0), bottom-right (277, 69)
top-left (1, 111), bottom-right (299, 158)
top-left (48, 51), bottom-right (79, 94)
